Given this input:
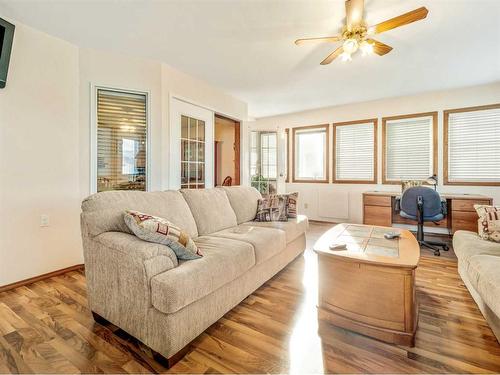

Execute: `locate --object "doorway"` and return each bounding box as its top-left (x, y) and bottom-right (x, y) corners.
top-left (214, 114), bottom-right (240, 186)
top-left (169, 98), bottom-right (214, 189)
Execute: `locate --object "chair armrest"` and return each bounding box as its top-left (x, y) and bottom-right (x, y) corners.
top-left (394, 196), bottom-right (401, 211)
top-left (441, 198), bottom-right (448, 216)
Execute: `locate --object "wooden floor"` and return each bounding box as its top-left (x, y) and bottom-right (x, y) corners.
top-left (1, 223), bottom-right (500, 373)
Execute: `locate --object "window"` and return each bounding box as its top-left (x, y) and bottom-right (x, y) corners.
top-left (333, 119), bottom-right (377, 183)
top-left (382, 112), bottom-right (437, 184)
top-left (181, 115), bottom-right (205, 189)
top-left (250, 131), bottom-right (277, 195)
top-left (261, 132), bottom-right (277, 179)
top-left (444, 104), bottom-right (500, 185)
top-left (96, 89), bottom-right (148, 192)
top-left (293, 124), bottom-right (329, 183)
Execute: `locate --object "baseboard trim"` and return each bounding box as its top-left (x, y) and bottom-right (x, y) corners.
top-left (0, 264), bottom-right (84, 293)
top-left (309, 220), bottom-right (338, 225)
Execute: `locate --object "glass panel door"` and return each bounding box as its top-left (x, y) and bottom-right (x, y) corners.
top-left (169, 98), bottom-right (214, 189)
top-left (181, 115), bottom-right (206, 189)
top-left (250, 130), bottom-right (278, 196)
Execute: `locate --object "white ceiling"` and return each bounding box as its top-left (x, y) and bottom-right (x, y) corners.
top-left (1, 0), bottom-right (499, 118)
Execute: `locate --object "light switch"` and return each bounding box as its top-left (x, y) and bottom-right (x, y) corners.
top-left (40, 214), bottom-right (50, 227)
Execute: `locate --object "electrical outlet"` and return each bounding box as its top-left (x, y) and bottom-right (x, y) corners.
top-left (304, 203), bottom-right (309, 209)
top-left (40, 214), bottom-right (50, 227)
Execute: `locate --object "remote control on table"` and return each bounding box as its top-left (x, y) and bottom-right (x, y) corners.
top-left (384, 232), bottom-right (401, 240)
top-left (329, 243), bottom-right (347, 250)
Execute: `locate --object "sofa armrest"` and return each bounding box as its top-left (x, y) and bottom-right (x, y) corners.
top-left (94, 231), bottom-right (178, 267)
top-left (82, 231), bottom-right (178, 330)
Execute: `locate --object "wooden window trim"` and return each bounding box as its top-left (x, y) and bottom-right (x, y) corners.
top-left (443, 103), bottom-right (500, 186)
top-left (332, 118), bottom-right (378, 184)
top-left (382, 111), bottom-right (438, 185)
top-left (292, 124), bottom-right (330, 183)
top-left (285, 128), bottom-right (290, 183)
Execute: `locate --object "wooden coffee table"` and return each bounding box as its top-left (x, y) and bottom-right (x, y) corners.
top-left (314, 223), bottom-right (420, 346)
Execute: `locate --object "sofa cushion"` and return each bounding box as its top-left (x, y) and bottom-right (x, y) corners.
top-left (466, 254), bottom-right (500, 316)
top-left (241, 215), bottom-right (308, 244)
top-left (475, 205), bottom-right (500, 243)
top-left (151, 236), bottom-right (255, 314)
top-left (285, 192), bottom-right (299, 218)
top-left (181, 188), bottom-right (237, 235)
top-left (210, 225), bottom-right (286, 265)
top-left (453, 230), bottom-right (500, 266)
top-left (255, 195), bottom-right (288, 222)
top-left (220, 186), bottom-right (261, 224)
top-left (81, 190), bottom-right (198, 238)
top-left (124, 210), bottom-right (202, 260)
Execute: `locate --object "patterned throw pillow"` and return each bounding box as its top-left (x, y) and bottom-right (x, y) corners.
top-left (255, 195), bottom-right (288, 222)
top-left (474, 205), bottom-right (500, 243)
top-left (124, 210), bottom-right (202, 260)
top-left (285, 192), bottom-right (298, 218)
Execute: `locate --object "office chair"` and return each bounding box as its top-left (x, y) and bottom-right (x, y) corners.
top-left (397, 186), bottom-right (449, 256)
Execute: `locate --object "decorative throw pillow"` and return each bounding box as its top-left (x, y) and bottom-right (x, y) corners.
top-left (255, 195), bottom-right (288, 222)
top-left (285, 192), bottom-right (298, 218)
top-left (401, 180), bottom-right (423, 192)
top-left (124, 210), bottom-right (202, 260)
top-left (474, 205), bottom-right (500, 243)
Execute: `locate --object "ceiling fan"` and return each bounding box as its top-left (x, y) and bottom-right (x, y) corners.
top-left (295, 0), bottom-right (428, 64)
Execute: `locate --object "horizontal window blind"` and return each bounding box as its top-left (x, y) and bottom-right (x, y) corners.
top-left (295, 127), bottom-right (327, 181)
top-left (385, 116), bottom-right (433, 181)
top-left (97, 89), bottom-right (147, 192)
top-left (335, 122), bottom-right (375, 181)
top-left (447, 107), bottom-right (500, 183)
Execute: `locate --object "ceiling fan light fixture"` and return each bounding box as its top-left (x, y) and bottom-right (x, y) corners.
top-left (340, 52), bottom-right (352, 62)
top-left (360, 40), bottom-right (374, 56)
top-left (342, 38), bottom-right (359, 54)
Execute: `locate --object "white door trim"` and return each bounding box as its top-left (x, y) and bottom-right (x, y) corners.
top-left (169, 97), bottom-right (215, 190)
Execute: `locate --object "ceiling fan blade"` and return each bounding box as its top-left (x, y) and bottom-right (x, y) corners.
top-left (294, 36), bottom-right (342, 45)
top-left (366, 39), bottom-right (393, 56)
top-left (320, 46), bottom-right (344, 65)
top-left (345, 0), bottom-right (365, 28)
top-left (371, 7), bottom-right (428, 34)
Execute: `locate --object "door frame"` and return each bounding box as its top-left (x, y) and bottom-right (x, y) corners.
top-left (169, 96), bottom-right (214, 189)
top-left (214, 113), bottom-right (241, 185)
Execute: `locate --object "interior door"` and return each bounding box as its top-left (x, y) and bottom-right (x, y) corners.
top-left (276, 127), bottom-right (287, 194)
top-left (169, 98), bottom-right (214, 189)
top-left (249, 127), bottom-right (285, 195)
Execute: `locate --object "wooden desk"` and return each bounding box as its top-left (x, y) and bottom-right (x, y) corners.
top-left (363, 191), bottom-right (493, 234)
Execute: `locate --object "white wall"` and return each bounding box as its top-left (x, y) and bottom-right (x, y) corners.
top-left (0, 23), bottom-right (81, 285)
top-left (78, 48), bottom-right (164, 196)
top-left (250, 82), bottom-right (500, 224)
top-left (0, 19), bottom-right (247, 286)
top-left (160, 64), bottom-right (247, 189)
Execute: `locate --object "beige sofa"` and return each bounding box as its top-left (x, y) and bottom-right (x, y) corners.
top-left (453, 230), bottom-right (500, 342)
top-left (80, 186), bottom-right (308, 366)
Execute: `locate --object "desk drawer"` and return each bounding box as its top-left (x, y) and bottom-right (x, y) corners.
top-left (452, 211), bottom-right (479, 233)
top-left (364, 205), bottom-right (392, 227)
top-left (364, 195), bottom-right (391, 207)
top-left (452, 199), bottom-right (491, 212)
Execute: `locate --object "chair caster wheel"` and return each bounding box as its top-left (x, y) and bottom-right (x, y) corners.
top-left (443, 245), bottom-right (449, 251)
top-left (434, 250), bottom-right (441, 256)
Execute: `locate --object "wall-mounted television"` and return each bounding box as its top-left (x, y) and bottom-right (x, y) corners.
top-left (0, 17), bottom-right (15, 89)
